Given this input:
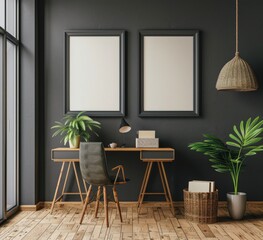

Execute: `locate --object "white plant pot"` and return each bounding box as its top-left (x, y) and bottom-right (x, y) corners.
top-left (227, 192), bottom-right (247, 220)
top-left (69, 135), bottom-right (80, 148)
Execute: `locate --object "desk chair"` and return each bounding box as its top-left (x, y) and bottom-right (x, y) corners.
top-left (79, 142), bottom-right (127, 227)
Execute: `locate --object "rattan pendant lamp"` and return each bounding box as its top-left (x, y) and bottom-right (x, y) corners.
top-left (216, 0), bottom-right (258, 91)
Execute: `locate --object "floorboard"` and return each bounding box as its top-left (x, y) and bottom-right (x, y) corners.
top-left (1, 205), bottom-right (263, 239)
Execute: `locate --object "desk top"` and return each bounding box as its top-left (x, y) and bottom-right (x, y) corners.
top-left (53, 147), bottom-right (174, 152)
top-left (51, 147), bottom-right (175, 162)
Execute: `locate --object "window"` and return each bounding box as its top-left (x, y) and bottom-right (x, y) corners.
top-left (6, 0), bottom-right (17, 37)
top-left (6, 41), bottom-right (17, 211)
top-left (0, 35), bottom-right (3, 221)
top-left (0, 0), bottom-right (19, 223)
top-left (0, 0), bottom-right (4, 28)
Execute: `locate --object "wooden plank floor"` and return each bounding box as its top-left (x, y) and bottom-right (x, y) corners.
top-left (1, 205), bottom-right (263, 239)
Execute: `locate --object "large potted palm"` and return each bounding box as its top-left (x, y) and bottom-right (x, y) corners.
top-left (51, 112), bottom-right (101, 148)
top-left (189, 117), bottom-right (263, 219)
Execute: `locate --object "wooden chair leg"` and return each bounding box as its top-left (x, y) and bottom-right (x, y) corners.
top-left (113, 186), bottom-right (122, 222)
top-left (80, 185), bottom-right (92, 224)
top-left (94, 186), bottom-right (101, 218)
top-left (103, 186), bottom-right (109, 228)
top-left (50, 162), bottom-right (65, 214)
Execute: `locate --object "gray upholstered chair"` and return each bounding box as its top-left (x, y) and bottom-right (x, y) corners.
top-left (79, 142), bottom-right (127, 227)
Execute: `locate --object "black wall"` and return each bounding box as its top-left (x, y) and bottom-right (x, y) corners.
top-left (43, 0), bottom-right (263, 201)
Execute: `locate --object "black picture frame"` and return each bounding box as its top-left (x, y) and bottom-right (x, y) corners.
top-left (64, 30), bottom-right (126, 117)
top-left (139, 30), bottom-right (200, 117)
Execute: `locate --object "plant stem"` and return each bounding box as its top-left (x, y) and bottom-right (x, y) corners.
top-left (232, 147), bottom-right (243, 194)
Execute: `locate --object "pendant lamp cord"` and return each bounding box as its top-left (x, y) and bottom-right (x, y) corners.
top-left (236, 0), bottom-right (239, 55)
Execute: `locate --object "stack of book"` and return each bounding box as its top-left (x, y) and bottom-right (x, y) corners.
top-left (135, 130), bottom-right (159, 148)
top-left (188, 180), bottom-right (215, 193)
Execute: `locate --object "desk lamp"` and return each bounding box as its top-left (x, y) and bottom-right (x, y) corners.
top-left (119, 118), bottom-right (131, 147)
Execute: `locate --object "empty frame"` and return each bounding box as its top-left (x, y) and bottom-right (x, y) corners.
top-left (65, 30), bottom-right (126, 116)
top-left (139, 30), bottom-right (200, 117)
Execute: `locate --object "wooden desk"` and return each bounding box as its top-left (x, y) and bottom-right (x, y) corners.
top-left (51, 147), bottom-right (175, 214)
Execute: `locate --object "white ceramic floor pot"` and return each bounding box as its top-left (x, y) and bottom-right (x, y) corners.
top-left (227, 192), bottom-right (247, 220)
top-left (69, 135), bottom-right (80, 148)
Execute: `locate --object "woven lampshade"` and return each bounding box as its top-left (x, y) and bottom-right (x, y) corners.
top-left (216, 0), bottom-right (258, 91)
top-left (216, 53), bottom-right (258, 91)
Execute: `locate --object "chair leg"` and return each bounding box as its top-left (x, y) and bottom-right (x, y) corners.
top-left (79, 185), bottom-right (92, 224)
top-left (94, 186), bottom-right (101, 218)
top-left (103, 186), bottom-right (109, 228)
top-left (113, 186), bottom-right (122, 222)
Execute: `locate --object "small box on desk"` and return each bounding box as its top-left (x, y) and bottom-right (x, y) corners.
top-left (137, 130), bottom-right (156, 139)
top-left (135, 138), bottom-right (159, 148)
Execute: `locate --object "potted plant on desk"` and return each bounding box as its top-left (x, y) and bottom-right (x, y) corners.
top-left (51, 112), bottom-right (101, 148)
top-left (189, 117), bottom-right (263, 220)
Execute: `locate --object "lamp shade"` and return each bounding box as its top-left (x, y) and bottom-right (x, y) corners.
top-left (119, 118), bottom-right (131, 133)
top-left (216, 53), bottom-right (258, 91)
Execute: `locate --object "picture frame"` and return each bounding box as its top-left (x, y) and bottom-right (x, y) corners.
top-left (139, 30), bottom-right (200, 117)
top-left (64, 30), bottom-right (126, 117)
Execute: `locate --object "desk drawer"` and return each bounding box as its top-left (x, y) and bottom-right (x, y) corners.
top-left (52, 150), bottom-right (79, 160)
top-left (140, 150), bottom-right (174, 161)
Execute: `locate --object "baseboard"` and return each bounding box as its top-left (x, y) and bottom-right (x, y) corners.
top-left (20, 202), bottom-right (44, 211)
top-left (19, 201), bottom-right (263, 211)
top-left (43, 201), bottom-right (181, 208)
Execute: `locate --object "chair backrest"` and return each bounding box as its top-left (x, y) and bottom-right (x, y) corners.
top-left (80, 142), bottom-right (112, 185)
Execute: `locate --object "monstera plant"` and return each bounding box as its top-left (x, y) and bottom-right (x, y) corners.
top-left (189, 117), bottom-right (263, 219)
top-left (51, 112), bottom-right (101, 148)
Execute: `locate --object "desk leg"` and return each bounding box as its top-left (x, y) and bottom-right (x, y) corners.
top-left (138, 162), bottom-right (153, 213)
top-left (157, 162), bottom-right (169, 202)
top-left (50, 162), bottom-right (65, 214)
top-left (137, 162), bottom-right (150, 207)
top-left (160, 162), bottom-right (175, 216)
top-left (61, 162), bottom-right (71, 201)
top-left (72, 162), bottom-right (84, 203)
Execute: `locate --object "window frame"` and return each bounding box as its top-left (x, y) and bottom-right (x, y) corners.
top-left (0, 0), bottom-right (19, 223)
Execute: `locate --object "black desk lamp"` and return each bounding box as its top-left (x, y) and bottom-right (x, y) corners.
top-left (119, 118), bottom-right (131, 147)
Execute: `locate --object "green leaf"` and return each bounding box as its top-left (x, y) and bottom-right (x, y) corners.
top-left (245, 117), bottom-right (252, 134)
top-left (244, 137), bottom-right (263, 146)
top-left (229, 134), bottom-right (242, 145)
top-left (79, 121), bottom-right (86, 131)
top-left (215, 169), bottom-right (229, 173)
top-left (240, 121), bottom-right (245, 137)
top-left (245, 128), bottom-right (263, 141)
top-left (233, 125), bottom-right (243, 141)
top-left (226, 141), bottom-right (240, 148)
top-left (77, 111), bottom-right (84, 118)
top-left (78, 115), bottom-right (92, 121)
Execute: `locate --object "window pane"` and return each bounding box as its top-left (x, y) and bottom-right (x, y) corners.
top-left (0, 36), bottom-right (3, 220)
top-left (6, 41), bottom-right (17, 211)
top-left (0, 0), bottom-right (4, 28)
top-left (7, 0), bottom-right (16, 36)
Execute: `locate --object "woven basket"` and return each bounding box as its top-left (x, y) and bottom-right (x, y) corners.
top-left (183, 189), bottom-right (218, 224)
